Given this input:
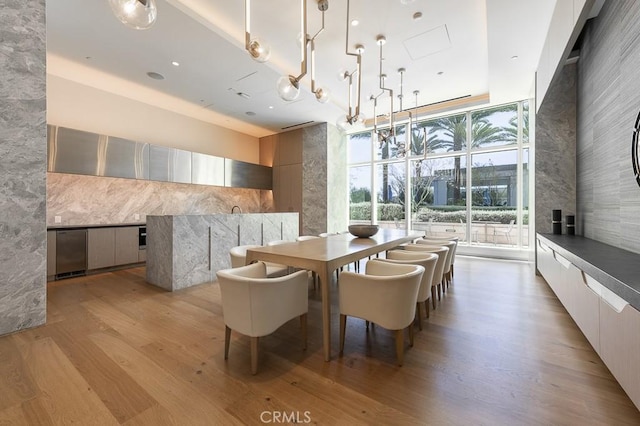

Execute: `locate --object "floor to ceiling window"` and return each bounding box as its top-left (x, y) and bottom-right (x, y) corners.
top-left (348, 100), bottom-right (532, 253)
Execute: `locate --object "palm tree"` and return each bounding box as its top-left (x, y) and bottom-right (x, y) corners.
top-left (504, 103), bottom-right (529, 143)
top-left (427, 108), bottom-right (511, 203)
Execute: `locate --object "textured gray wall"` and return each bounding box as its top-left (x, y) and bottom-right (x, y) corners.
top-left (0, 0), bottom-right (47, 335)
top-left (302, 123), bottom-right (348, 236)
top-left (535, 63), bottom-right (577, 236)
top-left (302, 124), bottom-right (328, 236)
top-left (326, 123), bottom-right (348, 233)
top-left (577, 0), bottom-right (640, 254)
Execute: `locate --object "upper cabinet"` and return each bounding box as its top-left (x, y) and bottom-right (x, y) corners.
top-left (47, 125), bottom-right (272, 190)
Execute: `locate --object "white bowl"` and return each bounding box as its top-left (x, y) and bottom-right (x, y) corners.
top-left (348, 224), bottom-right (379, 238)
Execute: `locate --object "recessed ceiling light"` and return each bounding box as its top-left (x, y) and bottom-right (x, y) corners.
top-left (171, 61), bottom-right (180, 66)
top-left (146, 71), bottom-right (165, 80)
top-left (413, 12), bottom-right (423, 20)
top-left (246, 111), bottom-right (256, 116)
top-left (437, 71), bottom-right (444, 75)
top-left (237, 92), bottom-right (250, 99)
top-left (351, 19), bottom-right (359, 26)
top-left (268, 106), bottom-right (274, 109)
top-left (511, 55), bottom-right (519, 60)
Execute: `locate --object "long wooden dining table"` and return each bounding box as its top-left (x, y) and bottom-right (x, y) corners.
top-left (245, 228), bottom-right (422, 361)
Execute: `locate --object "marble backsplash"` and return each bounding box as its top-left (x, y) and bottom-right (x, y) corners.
top-left (47, 173), bottom-right (273, 226)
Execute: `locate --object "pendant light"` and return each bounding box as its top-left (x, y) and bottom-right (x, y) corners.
top-left (244, 0), bottom-right (271, 62)
top-left (336, 0), bottom-right (365, 131)
top-left (109, 0), bottom-right (157, 30)
top-left (276, 0), bottom-right (329, 102)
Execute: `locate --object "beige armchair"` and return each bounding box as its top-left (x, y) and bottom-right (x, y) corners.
top-left (216, 262), bottom-right (309, 374)
top-left (229, 245), bottom-right (288, 277)
top-left (338, 260), bottom-right (424, 366)
top-left (419, 236), bottom-right (459, 278)
top-left (379, 250), bottom-right (438, 330)
top-left (415, 239), bottom-right (456, 290)
top-left (403, 244), bottom-right (449, 305)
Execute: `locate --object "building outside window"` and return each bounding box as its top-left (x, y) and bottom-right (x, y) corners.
top-left (348, 100), bottom-right (532, 254)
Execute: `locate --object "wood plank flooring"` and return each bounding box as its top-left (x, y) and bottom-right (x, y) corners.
top-left (1, 257), bottom-right (639, 425)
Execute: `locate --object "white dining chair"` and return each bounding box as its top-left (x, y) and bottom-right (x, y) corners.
top-left (217, 262), bottom-right (309, 374)
top-left (379, 250), bottom-right (438, 330)
top-left (229, 245), bottom-right (288, 277)
top-left (419, 238), bottom-right (458, 283)
top-left (403, 244), bottom-right (449, 304)
top-left (415, 239), bottom-right (456, 291)
top-left (338, 260), bottom-right (424, 366)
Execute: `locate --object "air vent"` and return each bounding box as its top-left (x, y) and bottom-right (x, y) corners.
top-left (281, 121), bottom-right (314, 130)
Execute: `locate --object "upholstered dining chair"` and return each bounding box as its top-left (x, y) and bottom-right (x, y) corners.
top-left (229, 245), bottom-right (288, 277)
top-left (403, 244), bottom-right (449, 304)
top-left (418, 236), bottom-right (459, 278)
top-left (216, 262), bottom-right (309, 374)
top-left (338, 259), bottom-right (424, 366)
top-left (419, 238), bottom-right (458, 283)
top-left (415, 239), bottom-right (456, 291)
top-left (379, 250), bottom-right (438, 330)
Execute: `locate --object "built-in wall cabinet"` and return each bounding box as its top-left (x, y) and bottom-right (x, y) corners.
top-left (537, 236), bottom-right (640, 411)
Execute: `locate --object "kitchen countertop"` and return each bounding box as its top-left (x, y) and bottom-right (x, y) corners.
top-left (47, 222), bottom-right (146, 230)
top-left (537, 233), bottom-right (640, 311)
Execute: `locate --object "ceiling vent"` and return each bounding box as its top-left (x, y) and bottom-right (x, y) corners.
top-left (281, 121), bottom-right (314, 130)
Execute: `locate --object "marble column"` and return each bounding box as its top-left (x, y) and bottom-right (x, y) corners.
top-left (0, 0), bottom-right (47, 335)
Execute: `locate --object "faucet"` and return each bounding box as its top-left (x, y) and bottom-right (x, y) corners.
top-left (231, 205), bottom-right (242, 214)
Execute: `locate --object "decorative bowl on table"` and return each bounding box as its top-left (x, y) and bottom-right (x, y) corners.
top-left (348, 224), bottom-right (379, 238)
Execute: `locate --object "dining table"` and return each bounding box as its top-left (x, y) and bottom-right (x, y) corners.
top-left (245, 228), bottom-right (422, 361)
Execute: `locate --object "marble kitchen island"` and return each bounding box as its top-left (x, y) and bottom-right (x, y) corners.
top-left (146, 213), bottom-right (299, 291)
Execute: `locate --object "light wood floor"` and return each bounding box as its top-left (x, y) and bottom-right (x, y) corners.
top-left (1, 257), bottom-right (639, 425)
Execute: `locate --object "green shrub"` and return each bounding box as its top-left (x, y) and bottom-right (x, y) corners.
top-left (350, 202), bottom-right (404, 221)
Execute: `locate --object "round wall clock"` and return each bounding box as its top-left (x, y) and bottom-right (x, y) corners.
top-left (633, 110), bottom-right (640, 187)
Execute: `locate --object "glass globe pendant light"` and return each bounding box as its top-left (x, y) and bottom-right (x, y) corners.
top-left (276, 75), bottom-right (301, 102)
top-left (109, 0), bottom-right (157, 30)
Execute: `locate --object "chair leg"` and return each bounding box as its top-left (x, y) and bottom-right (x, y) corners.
top-left (451, 264), bottom-right (454, 279)
top-left (365, 320), bottom-right (370, 330)
top-left (250, 337), bottom-right (259, 375)
top-left (408, 324), bottom-right (414, 347)
top-left (300, 313), bottom-right (307, 350)
top-left (339, 314), bottom-right (347, 355)
top-left (416, 302), bottom-right (423, 331)
top-left (425, 300), bottom-right (430, 319)
top-left (224, 325), bottom-right (231, 360)
top-left (432, 287), bottom-right (437, 309)
top-left (312, 271), bottom-right (317, 290)
top-left (437, 283), bottom-right (442, 300)
top-left (395, 329), bottom-right (404, 366)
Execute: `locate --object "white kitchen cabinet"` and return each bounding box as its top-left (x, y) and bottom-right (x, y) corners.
top-left (572, 272), bottom-right (601, 353)
top-left (599, 292), bottom-right (640, 411)
top-left (536, 235), bottom-right (640, 411)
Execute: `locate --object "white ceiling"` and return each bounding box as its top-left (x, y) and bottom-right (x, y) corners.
top-left (46, 0), bottom-right (558, 138)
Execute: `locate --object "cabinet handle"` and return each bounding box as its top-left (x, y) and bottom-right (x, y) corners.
top-left (553, 252), bottom-right (571, 269)
top-left (581, 272), bottom-right (602, 296)
top-left (537, 239), bottom-right (549, 252)
top-left (600, 284), bottom-right (629, 313)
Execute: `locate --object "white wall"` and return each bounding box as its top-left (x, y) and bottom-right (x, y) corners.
top-left (47, 75), bottom-right (260, 164)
